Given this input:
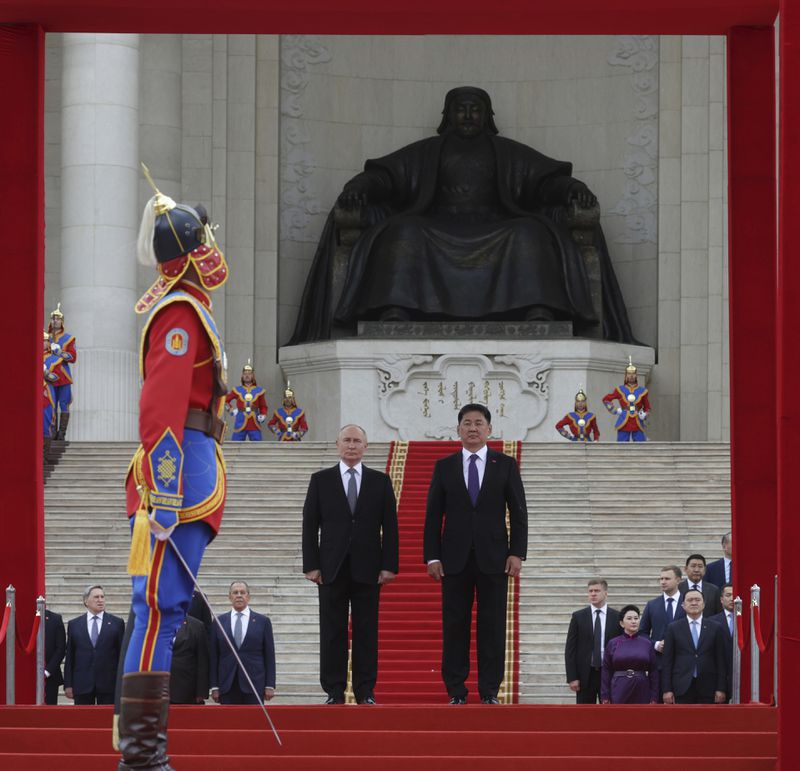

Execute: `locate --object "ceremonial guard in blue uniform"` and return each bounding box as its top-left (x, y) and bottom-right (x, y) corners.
top-left (225, 360), bottom-right (268, 441)
top-left (116, 167), bottom-right (230, 771)
top-left (267, 382), bottom-right (309, 441)
top-left (47, 303), bottom-right (77, 440)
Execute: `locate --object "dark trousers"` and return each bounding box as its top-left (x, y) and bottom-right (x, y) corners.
top-left (441, 550), bottom-right (508, 700)
top-left (74, 690), bottom-right (114, 705)
top-left (45, 677), bottom-right (61, 705)
top-left (576, 668), bottom-right (601, 704)
top-left (675, 678), bottom-right (715, 704)
top-left (220, 677), bottom-right (262, 705)
top-left (318, 557), bottom-right (380, 701)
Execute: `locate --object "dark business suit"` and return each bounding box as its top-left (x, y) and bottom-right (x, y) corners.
top-left (169, 614), bottom-right (210, 704)
top-left (302, 463), bottom-right (399, 702)
top-left (705, 558), bottom-right (730, 589)
top-left (639, 593), bottom-right (687, 701)
top-left (708, 610), bottom-right (734, 701)
top-left (678, 579), bottom-right (722, 616)
top-left (423, 447), bottom-right (528, 700)
top-left (44, 611), bottom-right (66, 705)
top-left (210, 609), bottom-right (276, 704)
top-left (64, 612), bottom-right (125, 704)
top-left (564, 606), bottom-right (620, 703)
top-left (661, 615), bottom-right (727, 703)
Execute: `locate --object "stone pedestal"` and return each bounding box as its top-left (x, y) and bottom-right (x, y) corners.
top-left (279, 338), bottom-right (655, 442)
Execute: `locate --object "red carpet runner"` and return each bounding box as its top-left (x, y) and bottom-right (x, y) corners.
top-left (0, 704), bottom-right (777, 769)
top-left (372, 440), bottom-right (521, 704)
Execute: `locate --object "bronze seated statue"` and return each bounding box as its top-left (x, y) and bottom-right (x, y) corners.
top-left (290, 86), bottom-right (637, 344)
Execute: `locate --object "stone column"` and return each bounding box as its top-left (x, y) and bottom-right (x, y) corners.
top-left (60, 34), bottom-right (140, 440)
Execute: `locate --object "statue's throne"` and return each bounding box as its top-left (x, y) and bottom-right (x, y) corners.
top-left (329, 204), bottom-right (604, 338)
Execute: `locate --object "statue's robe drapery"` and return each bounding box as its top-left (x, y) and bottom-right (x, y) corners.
top-left (289, 133), bottom-right (639, 345)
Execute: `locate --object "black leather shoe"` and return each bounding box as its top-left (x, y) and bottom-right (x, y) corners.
top-left (325, 696), bottom-right (344, 705)
top-left (480, 696), bottom-right (500, 704)
top-left (357, 696), bottom-right (376, 705)
top-left (449, 696), bottom-right (467, 705)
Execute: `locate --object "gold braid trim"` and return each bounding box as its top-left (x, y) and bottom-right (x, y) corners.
top-left (498, 439), bottom-right (520, 704)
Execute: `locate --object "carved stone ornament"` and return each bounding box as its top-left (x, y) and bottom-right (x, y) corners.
top-left (607, 35), bottom-right (658, 244)
top-left (376, 353), bottom-right (551, 441)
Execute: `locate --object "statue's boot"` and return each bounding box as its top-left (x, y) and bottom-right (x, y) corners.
top-left (55, 412), bottom-right (70, 440)
top-left (525, 304), bottom-right (555, 322)
top-left (117, 672), bottom-right (174, 771)
top-left (380, 305), bottom-right (411, 322)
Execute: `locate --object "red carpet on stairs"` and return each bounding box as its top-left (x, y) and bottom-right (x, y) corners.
top-left (0, 704), bottom-right (777, 769)
top-left (374, 440), bottom-right (520, 705)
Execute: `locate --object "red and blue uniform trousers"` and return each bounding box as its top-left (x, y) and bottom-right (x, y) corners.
top-left (603, 385), bottom-right (650, 442)
top-left (226, 385), bottom-right (267, 442)
top-left (123, 283), bottom-right (226, 674)
top-left (42, 386), bottom-right (54, 438)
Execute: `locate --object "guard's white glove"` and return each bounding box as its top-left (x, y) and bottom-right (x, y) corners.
top-left (256, 414), bottom-right (266, 424)
top-left (615, 407), bottom-right (623, 415)
top-left (231, 407), bottom-right (239, 416)
top-left (50, 342), bottom-right (61, 355)
top-left (638, 409), bottom-right (648, 420)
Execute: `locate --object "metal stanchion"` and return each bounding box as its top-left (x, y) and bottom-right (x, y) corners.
top-left (35, 596), bottom-right (46, 705)
top-left (732, 595), bottom-right (742, 704)
top-left (773, 575), bottom-right (778, 707)
top-left (5, 585), bottom-right (15, 705)
top-left (750, 584), bottom-right (760, 703)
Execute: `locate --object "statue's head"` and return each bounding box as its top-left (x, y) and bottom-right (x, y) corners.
top-left (437, 86), bottom-right (499, 137)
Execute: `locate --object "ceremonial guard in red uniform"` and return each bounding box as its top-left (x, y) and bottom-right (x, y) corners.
top-left (47, 303), bottom-right (77, 440)
top-left (268, 382), bottom-right (308, 441)
top-left (225, 360), bottom-right (268, 441)
top-left (555, 388), bottom-right (600, 442)
top-left (43, 332), bottom-right (59, 456)
top-left (603, 358), bottom-right (651, 442)
top-left (117, 168), bottom-right (229, 770)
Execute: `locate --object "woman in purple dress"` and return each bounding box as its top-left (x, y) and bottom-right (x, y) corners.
top-left (601, 604), bottom-right (659, 704)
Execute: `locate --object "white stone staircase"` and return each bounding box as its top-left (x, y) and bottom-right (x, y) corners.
top-left (44, 441), bottom-right (729, 704)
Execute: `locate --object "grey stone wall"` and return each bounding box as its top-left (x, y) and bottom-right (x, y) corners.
top-left (43, 33), bottom-right (729, 441)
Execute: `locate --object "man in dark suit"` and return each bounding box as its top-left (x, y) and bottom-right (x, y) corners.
top-left (564, 578), bottom-right (621, 703)
top-left (44, 609), bottom-right (66, 705)
top-left (64, 585), bottom-right (125, 705)
top-left (424, 404), bottom-right (528, 705)
top-left (169, 614), bottom-right (210, 704)
top-left (707, 582), bottom-right (734, 701)
top-left (639, 565), bottom-right (687, 697)
top-left (210, 581), bottom-right (276, 705)
top-left (302, 424), bottom-right (399, 705)
top-left (662, 588), bottom-right (727, 704)
top-left (678, 553), bottom-right (722, 615)
top-left (705, 532), bottom-right (733, 589)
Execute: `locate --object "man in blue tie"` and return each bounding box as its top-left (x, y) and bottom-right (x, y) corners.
top-left (661, 588), bottom-right (727, 704)
top-left (63, 585), bottom-right (125, 705)
top-left (209, 581), bottom-right (276, 705)
top-left (424, 404), bottom-right (528, 704)
top-left (302, 425), bottom-right (399, 705)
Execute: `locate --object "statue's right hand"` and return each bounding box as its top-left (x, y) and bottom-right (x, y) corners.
top-left (337, 184), bottom-right (369, 210)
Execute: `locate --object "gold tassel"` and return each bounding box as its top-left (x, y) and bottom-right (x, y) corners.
top-left (127, 487), bottom-right (152, 576)
top-left (111, 713), bottom-right (120, 751)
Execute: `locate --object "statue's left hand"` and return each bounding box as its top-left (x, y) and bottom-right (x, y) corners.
top-left (567, 182), bottom-right (598, 210)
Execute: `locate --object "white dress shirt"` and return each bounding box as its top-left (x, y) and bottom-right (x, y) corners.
top-left (86, 610), bottom-right (104, 637)
top-left (211, 606), bottom-right (252, 690)
top-left (590, 603), bottom-right (608, 660)
top-left (688, 614), bottom-right (704, 642)
top-left (339, 460), bottom-right (363, 496)
top-left (461, 445), bottom-right (488, 489)
top-left (663, 590), bottom-right (681, 614)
